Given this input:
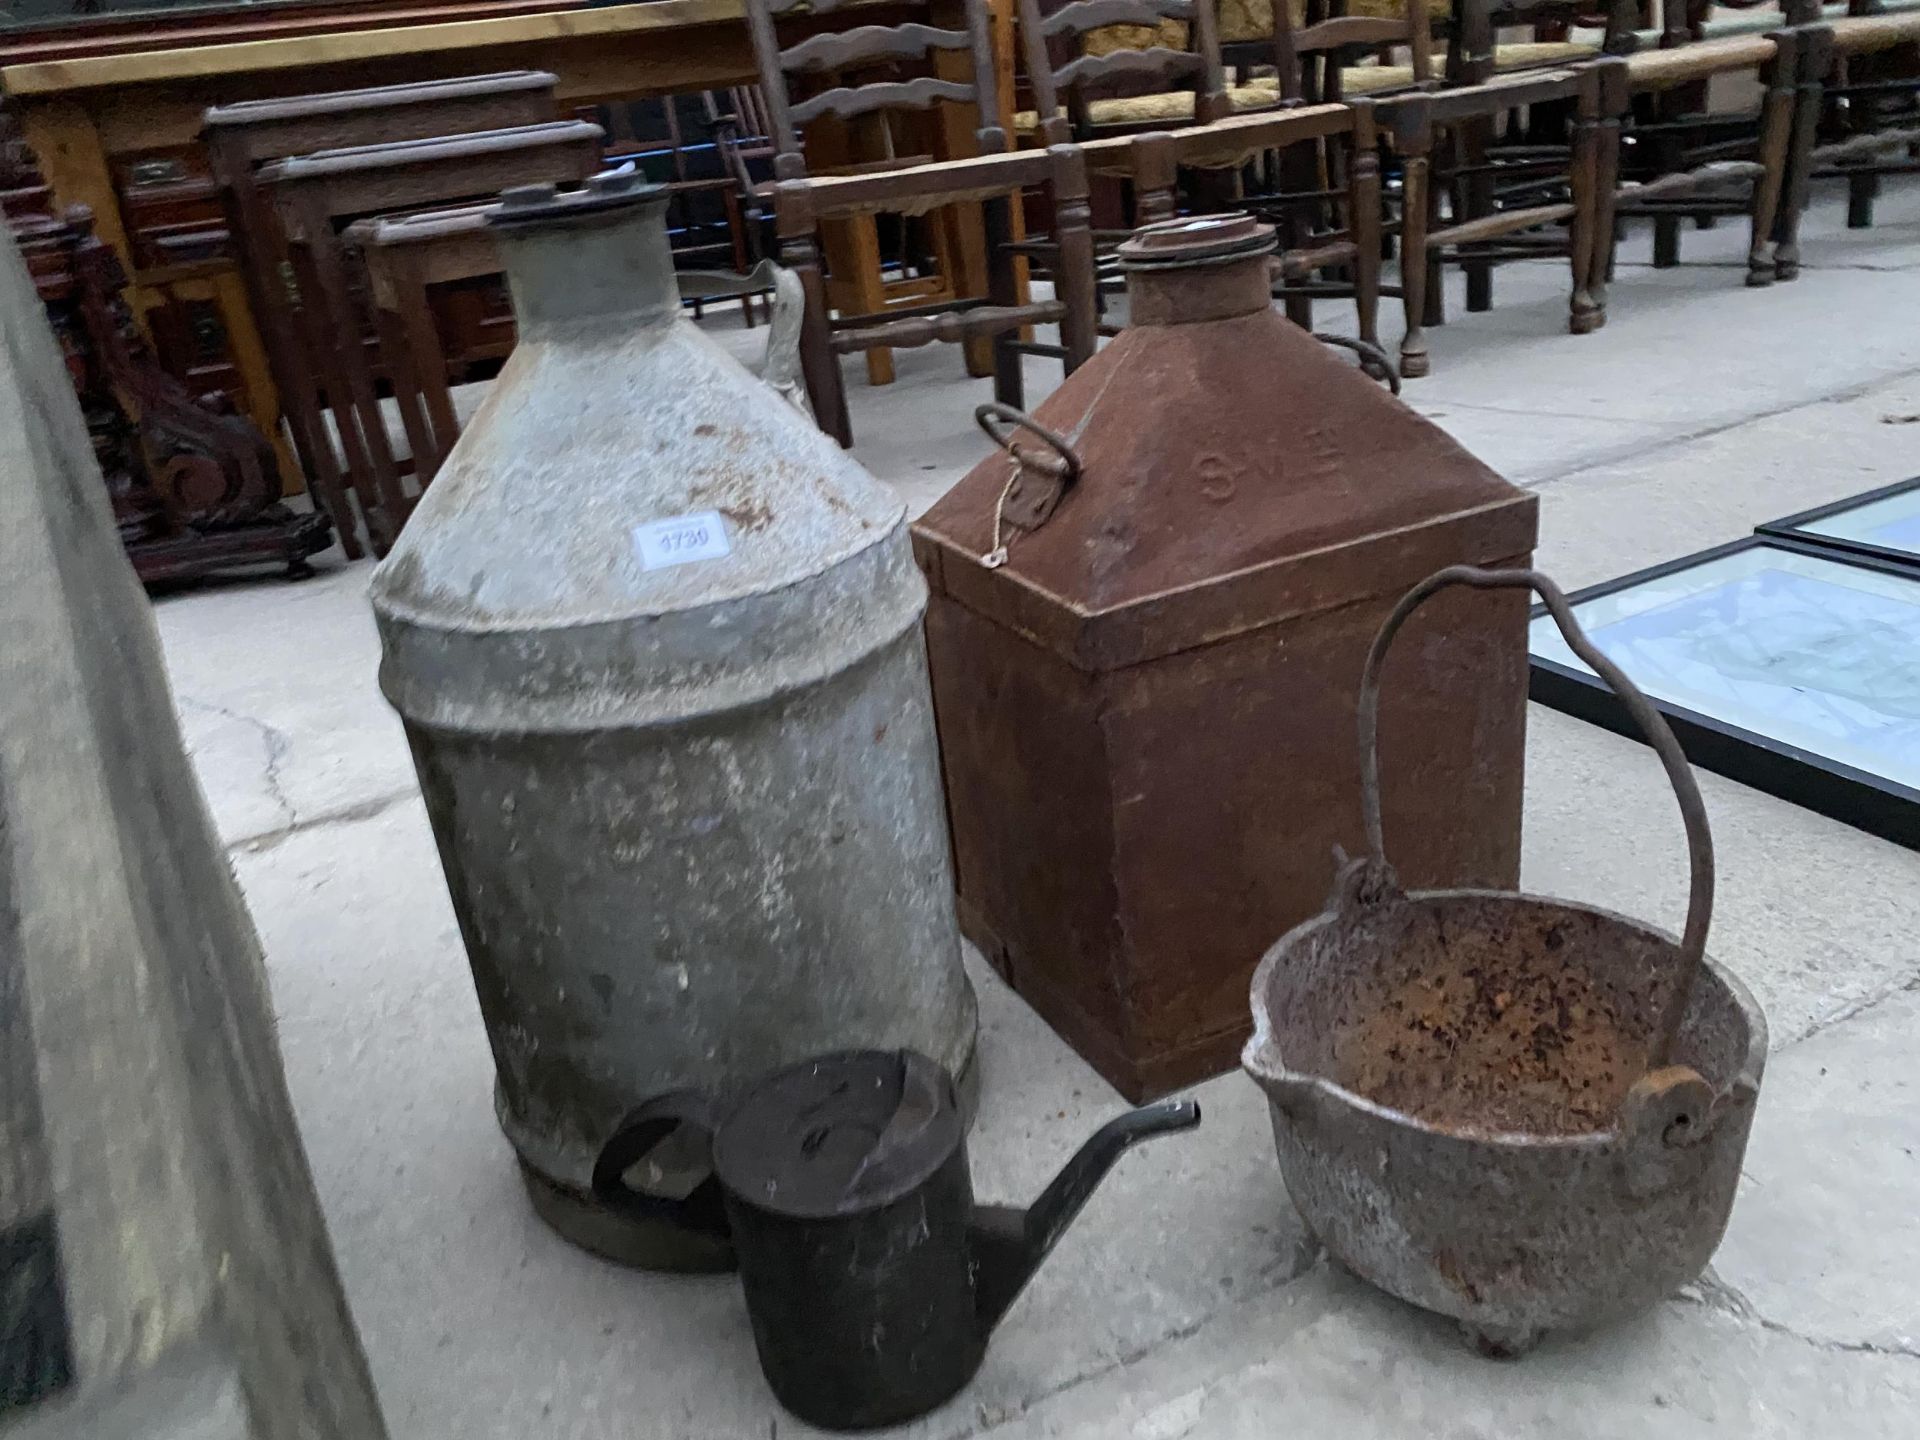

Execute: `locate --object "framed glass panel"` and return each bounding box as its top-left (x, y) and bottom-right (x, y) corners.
top-left (1529, 537), bottom-right (1920, 849)
top-left (1759, 475), bottom-right (1920, 571)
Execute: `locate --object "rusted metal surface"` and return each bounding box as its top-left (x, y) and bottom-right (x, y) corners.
top-left (371, 172), bottom-right (976, 1270)
top-left (1244, 567), bottom-right (1766, 1355)
top-left (912, 214), bottom-right (1538, 1100)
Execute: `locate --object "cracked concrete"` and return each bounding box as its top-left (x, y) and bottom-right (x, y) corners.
top-left (147, 174), bottom-right (1920, 1437)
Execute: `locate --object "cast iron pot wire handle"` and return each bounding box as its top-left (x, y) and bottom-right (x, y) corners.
top-left (1353, 565), bottom-right (1714, 1070)
top-left (592, 1090), bottom-right (730, 1238)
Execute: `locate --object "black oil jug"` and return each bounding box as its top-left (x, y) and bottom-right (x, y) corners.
top-left (593, 1050), bottom-right (1200, 1429)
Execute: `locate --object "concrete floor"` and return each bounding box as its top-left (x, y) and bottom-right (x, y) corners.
top-left (156, 176), bottom-right (1920, 1439)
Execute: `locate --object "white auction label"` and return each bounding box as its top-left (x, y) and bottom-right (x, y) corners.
top-left (632, 510), bottom-right (731, 571)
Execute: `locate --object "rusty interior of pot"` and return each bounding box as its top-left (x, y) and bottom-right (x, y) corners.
top-left (1267, 891), bottom-right (1752, 1137)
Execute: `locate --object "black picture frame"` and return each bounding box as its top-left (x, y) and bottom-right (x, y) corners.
top-left (1528, 535), bottom-right (1920, 851)
top-left (1758, 473), bottom-right (1920, 572)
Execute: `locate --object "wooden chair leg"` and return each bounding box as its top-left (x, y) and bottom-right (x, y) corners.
top-left (849, 216), bottom-right (895, 386)
top-left (1049, 146), bottom-right (1100, 374)
top-left (1279, 141), bottom-right (1317, 329)
top-left (1748, 36), bottom-right (1796, 288)
top-left (778, 185), bottom-right (853, 448)
top-left (1460, 118), bottom-right (1496, 313)
top-left (1349, 114), bottom-right (1384, 356)
top-left (721, 188), bottom-right (757, 329)
top-left (1569, 79), bottom-right (1606, 335)
top-left (1396, 111), bottom-right (1435, 379)
top-left (374, 306), bottom-right (437, 497)
top-left (981, 194), bottom-right (1025, 413)
top-left (1776, 28), bottom-right (1830, 282)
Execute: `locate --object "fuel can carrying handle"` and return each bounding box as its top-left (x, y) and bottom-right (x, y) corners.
top-left (973, 403), bottom-right (1084, 567)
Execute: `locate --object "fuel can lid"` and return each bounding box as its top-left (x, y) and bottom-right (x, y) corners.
top-left (713, 1051), bottom-right (962, 1219)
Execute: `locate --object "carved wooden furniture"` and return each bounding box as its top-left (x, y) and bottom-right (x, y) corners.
top-left (2, 0), bottom-right (1016, 500)
top-left (1808, 11), bottom-right (1920, 235)
top-left (256, 120), bottom-right (602, 553)
top-left (1017, 0), bottom-right (1232, 140)
top-left (743, 0), bottom-right (1003, 391)
top-left (1221, 0), bottom-right (1435, 104)
top-left (1101, 99), bottom-right (1387, 352)
top-left (1592, 31), bottom-right (1800, 289)
top-left (747, 0), bottom-right (1054, 436)
top-left (712, 83), bottom-right (782, 267)
top-left (1382, 63), bottom-right (1614, 376)
top-left (6, 176), bottom-right (329, 585)
top-left (777, 144), bottom-right (1099, 444)
top-left (201, 72), bottom-right (561, 559)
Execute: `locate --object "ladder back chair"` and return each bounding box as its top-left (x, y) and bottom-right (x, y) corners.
top-left (1593, 31), bottom-right (1800, 283)
top-left (1019, 0), bottom-right (1232, 141)
top-left (747, 0), bottom-right (1082, 443)
top-left (1100, 98), bottom-right (1388, 356)
top-left (776, 144), bottom-right (1100, 446)
top-left (1223, 0), bottom-right (1435, 104)
top-left (746, 0), bottom-right (1005, 389)
top-left (1381, 62), bottom-right (1614, 376)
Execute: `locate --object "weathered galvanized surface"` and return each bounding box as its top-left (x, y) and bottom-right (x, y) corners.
top-left (1244, 568), bottom-right (1766, 1356)
top-left (912, 213), bottom-right (1538, 1101)
top-left (0, 226), bottom-right (387, 1435)
top-left (372, 173), bottom-right (977, 1267)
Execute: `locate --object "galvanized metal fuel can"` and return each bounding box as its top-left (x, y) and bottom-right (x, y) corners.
top-left (370, 171), bottom-right (977, 1269)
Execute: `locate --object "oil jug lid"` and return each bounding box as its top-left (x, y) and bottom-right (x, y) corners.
top-left (1114, 213), bottom-right (1276, 270)
top-left (490, 165), bottom-right (667, 227)
top-left (712, 1051), bottom-right (962, 1219)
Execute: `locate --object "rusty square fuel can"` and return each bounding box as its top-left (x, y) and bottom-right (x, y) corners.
top-left (910, 214), bottom-right (1539, 1100)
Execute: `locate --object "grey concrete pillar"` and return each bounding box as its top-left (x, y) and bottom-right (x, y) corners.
top-left (0, 227), bottom-right (388, 1437)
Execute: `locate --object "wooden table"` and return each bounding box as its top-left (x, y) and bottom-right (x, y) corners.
top-left (2, 0), bottom-right (1016, 465)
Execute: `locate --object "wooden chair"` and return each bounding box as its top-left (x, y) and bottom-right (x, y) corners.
top-left (746, 0), bottom-right (999, 391)
top-left (1382, 63), bottom-right (1614, 376)
top-left (1018, 0), bottom-right (1234, 141)
top-left (1220, 0), bottom-right (1435, 104)
top-left (1089, 99), bottom-right (1388, 355)
top-left (583, 92), bottom-right (766, 323)
top-left (1592, 30), bottom-right (1801, 285)
top-left (776, 145), bottom-right (1100, 444)
top-left (747, 0), bottom-right (1075, 442)
top-left (202, 71), bottom-right (561, 559)
top-left (257, 120), bottom-right (602, 553)
top-left (1807, 11), bottom-right (1920, 235)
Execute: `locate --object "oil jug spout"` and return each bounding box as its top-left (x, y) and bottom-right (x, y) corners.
top-left (970, 1098), bottom-right (1201, 1332)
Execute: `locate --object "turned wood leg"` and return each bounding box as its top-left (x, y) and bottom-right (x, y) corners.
top-left (1583, 111), bottom-right (1620, 331)
top-left (778, 185), bottom-right (854, 448)
top-left (1349, 127), bottom-right (1384, 357)
top-left (1749, 38), bottom-right (1795, 287)
top-left (1049, 146), bottom-right (1099, 375)
top-left (1462, 118), bottom-right (1495, 313)
top-left (982, 193), bottom-right (1025, 413)
top-left (1398, 135), bottom-right (1433, 379)
top-left (849, 215), bottom-right (895, 387)
top-left (1569, 95), bottom-right (1602, 335)
top-left (1776, 30), bottom-right (1828, 282)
